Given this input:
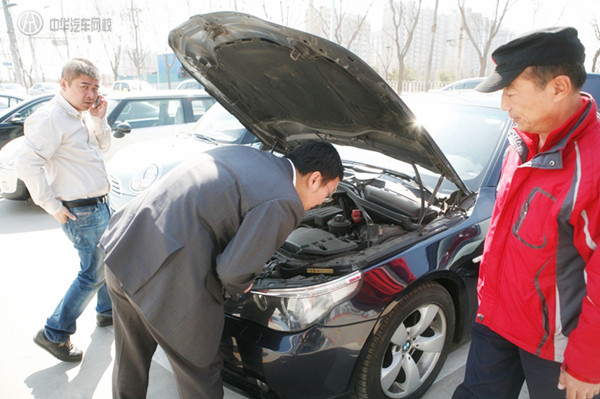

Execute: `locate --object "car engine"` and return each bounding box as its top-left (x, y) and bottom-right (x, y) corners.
top-left (257, 166), bottom-right (449, 282)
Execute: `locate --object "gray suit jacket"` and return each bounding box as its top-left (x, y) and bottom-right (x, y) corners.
top-left (100, 146), bottom-right (304, 365)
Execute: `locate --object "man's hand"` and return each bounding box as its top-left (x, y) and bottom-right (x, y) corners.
top-left (88, 94), bottom-right (107, 119)
top-left (53, 206), bottom-right (76, 224)
top-left (558, 369), bottom-right (600, 399)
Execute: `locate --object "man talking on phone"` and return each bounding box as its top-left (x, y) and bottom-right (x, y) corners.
top-left (17, 58), bottom-right (113, 362)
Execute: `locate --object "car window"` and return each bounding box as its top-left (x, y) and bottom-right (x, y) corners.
top-left (411, 102), bottom-right (510, 193)
top-left (190, 98), bottom-right (216, 121)
top-left (0, 96), bottom-right (22, 109)
top-left (16, 100), bottom-right (47, 119)
top-left (191, 103), bottom-right (249, 143)
top-left (112, 99), bottom-right (183, 129)
top-left (335, 100), bottom-right (510, 195)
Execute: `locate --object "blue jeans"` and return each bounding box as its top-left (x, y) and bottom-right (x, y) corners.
top-left (44, 202), bottom-right (112, 343)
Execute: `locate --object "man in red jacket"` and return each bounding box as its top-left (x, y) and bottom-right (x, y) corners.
top-left (453, 27), bottom-right (600, 399)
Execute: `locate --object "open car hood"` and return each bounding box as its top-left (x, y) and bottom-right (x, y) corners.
top-left (169, 12), bottom-right (470, 195)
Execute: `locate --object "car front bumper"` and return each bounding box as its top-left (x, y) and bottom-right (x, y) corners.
top-left (109, 191), bottom-right (136, 210)
top-left (221, 313), bottom-right (377, 399)
top-left (0, 168), bottom-right (28, 200)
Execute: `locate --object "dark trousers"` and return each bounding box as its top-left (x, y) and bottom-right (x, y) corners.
top-left (106, 268), bottom-right (223, 399)
top-left (453, 321), bottom-right (598, 399)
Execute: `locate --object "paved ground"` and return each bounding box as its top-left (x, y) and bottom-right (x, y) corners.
top-left (0, 198), bottom-right (529, 398)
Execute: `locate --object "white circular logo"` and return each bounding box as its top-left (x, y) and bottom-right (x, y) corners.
top-left (17, 10), bottom-right (43, 36)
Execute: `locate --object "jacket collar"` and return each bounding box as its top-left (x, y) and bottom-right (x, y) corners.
top-left (55, 92), bottom-right (83, 118)
top-left (512, 93), bottom-right (596, 169)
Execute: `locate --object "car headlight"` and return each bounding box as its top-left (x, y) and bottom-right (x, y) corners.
top-left (130, 164), bottom-right (160, 192)
top-left (0, 155), bottom-right (12, 169)
top-left (246, 271), bottom-right (362, 332)
top-left (0, 140), bottom-right (21, 170)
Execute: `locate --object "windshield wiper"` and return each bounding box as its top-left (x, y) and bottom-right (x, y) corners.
top-left (193, 133), bottom-right (218, 144)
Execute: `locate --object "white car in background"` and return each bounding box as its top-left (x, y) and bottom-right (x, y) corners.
top-left (111, 79), bottom-right (154, 92)
top-left (107, 102), bottom-right (258, 209)
top-left (28, 82), bottom-right (61, 96)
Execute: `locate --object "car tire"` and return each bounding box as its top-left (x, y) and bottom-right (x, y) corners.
top-left (354, 281), bottom-right (455, 399)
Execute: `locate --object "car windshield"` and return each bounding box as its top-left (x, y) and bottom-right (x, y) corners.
top-left (189, 103), bottom-right (248, 143)
top-left (337, 96), bottom-right (510, 195)
top-left (106, 99), bottom-right (119, 118)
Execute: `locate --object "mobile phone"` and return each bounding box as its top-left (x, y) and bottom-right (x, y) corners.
top-left (94, 96), bottom-right (101, 108)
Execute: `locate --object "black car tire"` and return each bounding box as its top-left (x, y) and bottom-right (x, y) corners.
top-left (354, 281), bottom-right (455, 399)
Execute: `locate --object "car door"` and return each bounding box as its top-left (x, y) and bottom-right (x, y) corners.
top-left (104, 96), bottom-right (215, 160)
top-left (0, 96), bottom-right (51, 149)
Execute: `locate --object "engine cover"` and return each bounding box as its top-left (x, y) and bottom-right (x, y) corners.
top-left (281, 227), bottom-right (358, 256)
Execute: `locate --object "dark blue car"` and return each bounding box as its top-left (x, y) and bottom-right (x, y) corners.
top-left (582, 72), bottom-right (600, 103)
top-left (170, 12), bottom-right (513, 399)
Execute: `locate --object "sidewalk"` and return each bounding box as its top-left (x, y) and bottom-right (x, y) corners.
top-left (0, 199), bottom-right (247, 398)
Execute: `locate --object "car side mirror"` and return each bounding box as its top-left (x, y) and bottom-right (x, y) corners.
top-left (9, 113), bottom-right (24, 124)
top-left (113, 122), bottom-right (132, 138)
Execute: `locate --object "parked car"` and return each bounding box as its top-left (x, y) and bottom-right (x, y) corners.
top-left (176, 78), bottom-right (204, 90)
top-left (0, 93), bottom-right (52, 149)
top-left (0, 90), bottom-right (215, 200)
top-left (0, 83), bottom-right (26, 93)
top-left (0, 94), bottom-right (54, 198)
top-left (582, 72), bottom-right (600, 103)
top-left (112, 79), bottom-right (154, 92)
top-left (107, 102), bottom-right (258, 209)
top-left (0, 91), bottom-right (29, 110)
top-left (28, 81), bottom-right (60, 96)
top-left (431, 77), bottom-right (485, 92)
top-left (169, 13), bottom-right (514, 399)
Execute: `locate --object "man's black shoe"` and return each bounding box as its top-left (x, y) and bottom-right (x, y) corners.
top-left (33, 329), bottom-right (82, 362)
top-left (96, 314), bottom-right (113, 327)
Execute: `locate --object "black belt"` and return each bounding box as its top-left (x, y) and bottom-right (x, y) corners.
top-left (62, 194), bottom-right (109, 208)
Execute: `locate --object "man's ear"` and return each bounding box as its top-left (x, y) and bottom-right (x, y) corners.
top-left (551, 75), bottom-right (572, 102)
top-left (306, 171), bottom-right (323, 192)
top-left (59, 78), bottom-right (69, 92)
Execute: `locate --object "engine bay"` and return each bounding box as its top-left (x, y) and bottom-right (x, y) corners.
top-left (256, 165), bottom-right (458, 282)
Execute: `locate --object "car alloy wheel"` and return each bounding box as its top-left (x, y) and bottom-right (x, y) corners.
top-left (355, 281), bottom-right (455, 399)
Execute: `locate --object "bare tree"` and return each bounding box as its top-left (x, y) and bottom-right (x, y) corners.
top-left (309, 0), bottom-right (374, 50)
top-left (376, 44), bottom-right (395, 80)
top-left (529, 0), bottom-right (542, 29)
top-left (162, 54), bottom-right (177, 89)
top-left (592, 18), bottom-right (600, 73)
top-left (260, 0), bottom-right (291, 25)
top-left (106, 41), bottom-right (123, 82)
top-left (425, 0), bottom-right (439, 90)
top-left (59, 0), bottom-right (71, 59)
top-left (386, 0), bottom-right (422, 94)
top-left (1, 0), bottom-right (25, 85)
top-left (458, 0), bottom-right (515, 76)
top-left (93, 1), bottom-right (124, 81)
top-left (127, 0), bottom-right (150, 81)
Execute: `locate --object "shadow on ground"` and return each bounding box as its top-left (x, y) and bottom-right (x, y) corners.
top-left (0, 198), bottom-right (57, 234)
top-left (25, 328), bottom-right (112, 399)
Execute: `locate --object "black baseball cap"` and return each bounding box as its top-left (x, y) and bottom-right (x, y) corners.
top-left (475, 27), bottom-right (585, 93)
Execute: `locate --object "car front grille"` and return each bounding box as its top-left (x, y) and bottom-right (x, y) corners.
top-left (109, 174), bottom-right (123, 196)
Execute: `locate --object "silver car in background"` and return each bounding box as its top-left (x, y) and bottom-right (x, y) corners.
top-left (107, 103), bottom-right (258, 209)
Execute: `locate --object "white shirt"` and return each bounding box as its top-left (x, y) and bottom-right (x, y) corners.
top-left (16, 93), bottom-right (112, 215)
top-left (287, 157), bottom-right (297, 186)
